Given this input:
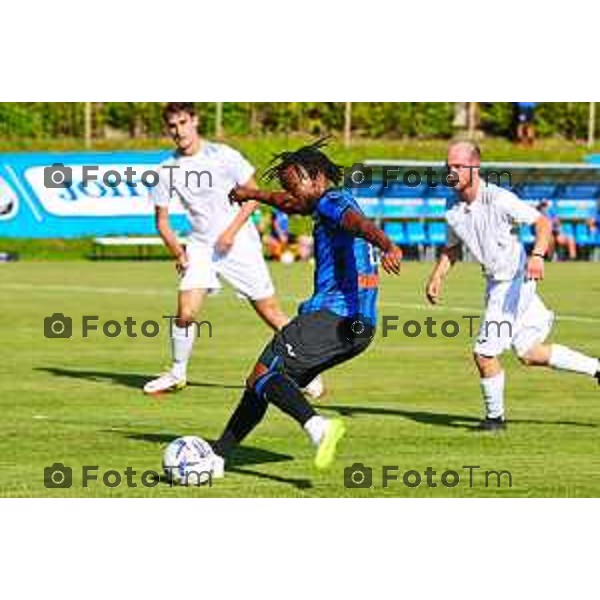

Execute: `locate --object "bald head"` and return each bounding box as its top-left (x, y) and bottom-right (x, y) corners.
top-left (448, 139), bottom-right (481, 163)
top-left (447, 139), bottom-right (481, 197)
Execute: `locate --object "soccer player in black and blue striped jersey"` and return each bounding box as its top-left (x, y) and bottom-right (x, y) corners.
top-left (211, 139), bottom-right (402, 473)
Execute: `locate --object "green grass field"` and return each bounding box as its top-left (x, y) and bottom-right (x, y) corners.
top-left (2, 260), bottom-right (599, 497)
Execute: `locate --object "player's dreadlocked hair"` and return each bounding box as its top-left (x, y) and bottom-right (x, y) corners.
top-left (262, 137), bottom-right (344, 185)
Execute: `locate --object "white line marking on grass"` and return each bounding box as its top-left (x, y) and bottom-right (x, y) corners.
top-left (0, 283), bottom-right (172, 297)
top-left (378, 301), bottom-right (600, 325)
top-left (1, 284), bottom-right (599, 324)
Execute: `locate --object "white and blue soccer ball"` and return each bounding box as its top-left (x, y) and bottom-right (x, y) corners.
top-left (163, 436), bottom-right (215, 486)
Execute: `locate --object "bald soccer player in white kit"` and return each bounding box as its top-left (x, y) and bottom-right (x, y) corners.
top-left (143, 103), bottom-right (323, 399)
top-left (426, 140), bottom-right (599, 430)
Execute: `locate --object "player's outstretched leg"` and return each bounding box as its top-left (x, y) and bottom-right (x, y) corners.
top-left (212, 365), bottom-right (345, 471)
top-left (256, 370), bottom-right (344, 470)
top-left (212, 388), bottom-right (269, 459)
top-left (519, 343), bottom-right (600, 381)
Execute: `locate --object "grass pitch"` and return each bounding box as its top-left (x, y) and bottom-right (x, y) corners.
top-left (1, 260), bottom-right (599, 497)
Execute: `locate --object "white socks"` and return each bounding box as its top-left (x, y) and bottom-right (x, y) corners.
top-left (549, 345), bottom-right (599, 377)
top-left (481, 371), bottom-right (505, 420)
top-left (171, 324), bottom-right (195, 380)
top-left (304, 416), bottom-right (328, 447)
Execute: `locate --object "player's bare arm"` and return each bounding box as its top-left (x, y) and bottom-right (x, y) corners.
top-left (426, 244), bottom-right (461, 305)
top-left (340, 209), bottom-right (402, 275)
top-left (155, 205), bottom-right (188, 274)
top-left (229, 185), bottom-right (312, 215)
top-left (216, 177), bottom-right (260, 255)
top-left (527, 214), bottom-right (552, 281)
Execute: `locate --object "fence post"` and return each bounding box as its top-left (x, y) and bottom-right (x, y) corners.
top-left (588, 102), bottom-right (596, 148)
top-left (215, 102), bottom-right (223, 139)
top-left (467, 102), bottom-right (477, 138)
top-left (344, 102), bottom-right (352, 148)
top-left (84, 102), bottom-right (92, 149)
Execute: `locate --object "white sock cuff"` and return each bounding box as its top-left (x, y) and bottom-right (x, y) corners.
top-left (304, 416), bottom-right (327, 447)
top-left (173, 324), bottom-right (191, 339)
top-left (481, 370), bottom-right (505, 388)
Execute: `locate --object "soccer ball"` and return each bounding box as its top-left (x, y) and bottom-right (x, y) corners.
top-left (163, 436), bottom-right (215, 486)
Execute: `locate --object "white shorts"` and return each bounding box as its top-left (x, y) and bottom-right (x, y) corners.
top-left (474, 276), bottom-right (555, 358)
top-left (179, 239), bottom-right (275, 301)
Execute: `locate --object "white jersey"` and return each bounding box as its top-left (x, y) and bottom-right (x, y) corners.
top-left (150, 142), bottom-right (257, 245)
top-left (445, 182), bottom-right (540, 281)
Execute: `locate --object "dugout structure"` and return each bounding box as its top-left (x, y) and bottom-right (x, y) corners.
top-left (353, 160), bottom-right (600, 260)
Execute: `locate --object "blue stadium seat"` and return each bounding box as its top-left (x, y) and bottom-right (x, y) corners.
top-left (427, 184), bottom-right (456, 199)
top-left (520, 225), bottom-right (535, 245)
top-left (519, 184), bottom-right (557, 200)
top-left (406, 221), bottom-right (427, 246)
top-left (382, 181), bottom-right (429, 198)
top-left (424, 198), bottom-right (448, 218)
top-left (575, 223), bottom-right (595, 246)
top-left (428, 222), bottom-right (447, 246)
top-left (560, 184), bottom-right (600, 200)
top-left (381, 198), bottom-right (424, 219)
top-left (555, 200), bottom-right (596, 220)
top-left (561, 222), bottom-right (575, 239)
top-left (383, 222), bottom-right (406, 245)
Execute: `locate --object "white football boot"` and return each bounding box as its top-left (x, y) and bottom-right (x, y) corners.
top-left (143, 372), bottom-right (187, 396)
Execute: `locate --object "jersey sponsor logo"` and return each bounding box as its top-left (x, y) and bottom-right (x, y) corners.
top-left (285, 343), bottom-right (297, 358)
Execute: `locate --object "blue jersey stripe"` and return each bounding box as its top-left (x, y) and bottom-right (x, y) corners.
top-left (299, 189), bottom-right (379, 325)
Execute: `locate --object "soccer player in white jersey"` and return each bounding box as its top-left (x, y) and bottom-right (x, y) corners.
top-left (144, 102), bottom-right (323, 398)
top-left (426, 140), bottom-right (599, 430)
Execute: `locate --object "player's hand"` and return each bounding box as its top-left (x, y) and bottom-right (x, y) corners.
top-left (229, 185), bottom-right (256, 206)
top-left (526, 255), bottom-right (545, 281)
top-left (215, 229), bottom-right (236, 255)
top-left (381, 245), bottom-right (402, 275)
top-left (175, 251), bottom-right (189, 276)
top-left (426, 276), bottom-right (442, 305)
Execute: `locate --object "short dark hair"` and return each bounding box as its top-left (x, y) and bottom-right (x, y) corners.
top-left (263, 137), bottom-right (344, 185)
top-left (163, 102), bottom-right (196, 121)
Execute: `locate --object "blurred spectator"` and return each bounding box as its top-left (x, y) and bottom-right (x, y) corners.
top-left (265, 210), bottom-right (290, 261)
top-left (514, 102), bottom-right (537, 146)
top-left (538, 200), bottom-right (577, 260)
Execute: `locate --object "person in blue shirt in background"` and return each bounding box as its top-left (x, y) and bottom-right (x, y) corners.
top-left (265, 209), bottom-right (290, 261)
top-left (211, 139), bottom-right (402, 473)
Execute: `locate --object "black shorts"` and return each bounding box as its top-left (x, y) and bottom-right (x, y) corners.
top-left (257, 310), bottom-right (375, 388)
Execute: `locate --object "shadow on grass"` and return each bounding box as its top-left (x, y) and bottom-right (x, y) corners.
top-left (317, 404), bottom-right (597, 430)
top-left (107, 429), bottom-right (313, 491)
top-left (37, 367), bottom-right (244, 391)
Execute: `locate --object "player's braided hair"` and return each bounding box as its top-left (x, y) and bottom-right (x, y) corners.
top-left (263, 137), bottom-right (344, 185)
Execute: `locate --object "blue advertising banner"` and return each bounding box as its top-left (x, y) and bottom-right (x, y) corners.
top-left (0, 151), bottom-right (191, 238)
